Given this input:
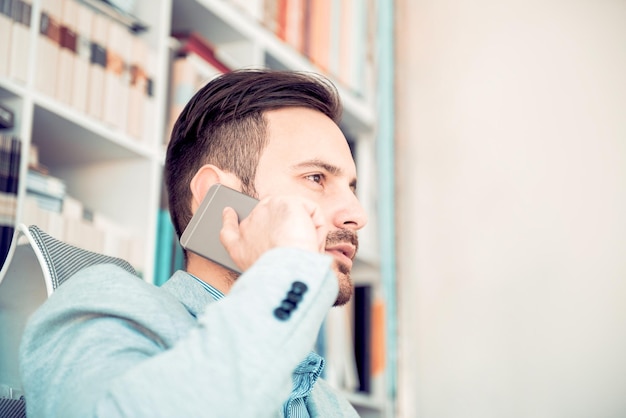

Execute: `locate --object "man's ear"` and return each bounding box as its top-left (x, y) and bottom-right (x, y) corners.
top-left (189, 165), bottom-right (240, 211)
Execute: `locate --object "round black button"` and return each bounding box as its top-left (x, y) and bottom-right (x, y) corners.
top-left (280, 300), bottom-right (296, 311)
top-left (273, 307), bottom-right (290, 320)
top-left (286, 290), bottom-right (303, 304)
top-left (291, 281), bottom-right (308, 294)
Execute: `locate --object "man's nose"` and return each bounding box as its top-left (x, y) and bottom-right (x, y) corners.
top-left (334, 191), bottom-right (368, 231)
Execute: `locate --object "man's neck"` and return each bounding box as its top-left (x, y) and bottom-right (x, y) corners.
top-left (185, 254), bottom-right (237, 294)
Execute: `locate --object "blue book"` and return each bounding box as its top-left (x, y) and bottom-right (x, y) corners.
top-left (154, 209), bottom-right (174, 286)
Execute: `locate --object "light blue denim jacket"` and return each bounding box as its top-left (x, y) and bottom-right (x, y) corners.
top-left (19, 248), bottom-right (359, 417)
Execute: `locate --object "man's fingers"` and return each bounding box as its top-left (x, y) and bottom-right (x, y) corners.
top-left (220, 206), bottom-right (240, 249)
top-left (300, 199), bottom-right (328, 252)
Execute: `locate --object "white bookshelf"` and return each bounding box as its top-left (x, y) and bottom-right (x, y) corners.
top-left (0, 0), bottom-right (388, 415)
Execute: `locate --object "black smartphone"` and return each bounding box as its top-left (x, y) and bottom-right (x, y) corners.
top-left (179, 183), bottom-right (258, 273)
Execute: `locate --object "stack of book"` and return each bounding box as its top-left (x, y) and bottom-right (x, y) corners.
top-left (0, 0), bottom-right (32, 85)
top-left (22, 144), bottom-right (142, 272)
top-left (166, 31), bottom-right (230, 144)
top-left (0, 0), bottom-right (157, 144)
top-left (0, 131), bottom-right (21, 267)
top-left (26, 168), bottom-right (66, 213)
top-left (227, 0), bottom-right (369, 95)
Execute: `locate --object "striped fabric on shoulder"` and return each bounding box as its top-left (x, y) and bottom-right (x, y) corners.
top-left (0, 397), bottom-right (26, 418)
top-left (27, 225), bottom-right (138, 291)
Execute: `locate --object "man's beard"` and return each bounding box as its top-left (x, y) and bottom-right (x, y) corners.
top-left (326, 229), bottom-right (359, 306)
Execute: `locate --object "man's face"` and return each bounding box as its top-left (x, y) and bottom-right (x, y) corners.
top-left (254, 107), bottom-right (368, 306)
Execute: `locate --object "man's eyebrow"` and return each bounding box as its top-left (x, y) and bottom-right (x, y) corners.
top-left (292, 159), bottom-right (358, 191)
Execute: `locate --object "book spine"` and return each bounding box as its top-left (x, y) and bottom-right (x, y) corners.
top-left (308, 0), bottom-right (330, 73)
top-left (70, 1), bottom-right (93, 113)
top-left (102, 20), bottom-right (124, 128)
top-left (35, 0), bottom-right (62, 97)
top-left (0, 0), bottom-right (14, 77)
top-left (0, 134), bottom-right (20, 266)
top-left (86, 12), bottom-right (108, 120)
top-left (328, 0), bottom-right (341, 79)
top-left (284, 0), bottom-right (305, 54)
top-left (8, 0), bottom-right (32, 84)
top-left (55, 0), bottom-right (78, 104)
top-left (126, 35), bottom-right (148, 140)
top-left (167, 56), bottom-right (195, 143)
top-left (142, 48), bottom-right (156, 146)
top-left (338, 0), bottom-right (351, 88)
top-left (275, 0), bottom-right (287, 41)
top-left (354, 284), bottom-right (372, 393)
top-left (154, 208), bottom-right (174, 286)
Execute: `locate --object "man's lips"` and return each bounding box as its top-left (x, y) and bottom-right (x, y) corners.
top-left (325, 243), bottom-right (356, 266)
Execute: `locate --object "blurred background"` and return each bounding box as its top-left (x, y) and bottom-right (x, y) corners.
top-left (396, 1), bottom-right (626, 417)
top-left (0, 0), bottom-right (625, 417)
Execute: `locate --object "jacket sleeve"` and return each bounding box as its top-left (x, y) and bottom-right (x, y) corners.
top-left (19, 247), bottom-right (338, 418)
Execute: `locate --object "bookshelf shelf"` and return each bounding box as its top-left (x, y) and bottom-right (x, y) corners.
top-left (31, 104), bottom-right (153, 166)
top-left (0, 79), bottom-right (27, 100)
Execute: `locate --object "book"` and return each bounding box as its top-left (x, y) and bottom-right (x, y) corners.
top-left (70, 1), bottom-right (93, 113)
top-left (103, 20), bottom-right (131, 130)
top-left (307, 0), bottom-right (331, 73)
top-left (0, 0), bottom-right (13, 77)
top-left (262, 0), bottom-right (278, 34)
top-left (0, 103), bottom-right (14, 129)
top-left (7, 133), bottom-right (20, 197)
top-left (339, 0), bottom-right (366, 94)
top-left (86, 12), bottom-right (109, 120)
top-left (154, 208), bottom-right (174, 286)
top-left (167, 33), bottom-right (229, 143)
top-left (142, 48), bottom-right (156, 146)
top-left (0, 134), bottom-right (20, 267)
top-left (370, 297), bottom-right (386, 378)
top-left (353, 284), bottom-right (372, 393)
top-left (172, 31), bottom-right (231, 74)
top-left (328, 0), bottom-right (341, 78)
top-left (35, 0), bottom-right (62, 97)
top-left (284, 0), bottom-right (305, 53)
top-left (275, 0), bottom-right (287, 41)
top-left (166, 53), bottom-right (225, 141)
top-left (26, 169), bottom-right (67, 204)
top-left (93, 212), bottom-right (133, 262)
top-left (8, 0), bottom-right (32, 84)
top-left (0, 136), bottom-right (11, 196)
top-left (55, 0), bottom-right (78, 104)
top-left (126, 35), bottom-right (148, 140)
top-left (301, 0), bottom-right (311, 60)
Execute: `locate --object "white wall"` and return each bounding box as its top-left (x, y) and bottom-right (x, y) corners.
top-left (395, 1), bottom-right (626, 417)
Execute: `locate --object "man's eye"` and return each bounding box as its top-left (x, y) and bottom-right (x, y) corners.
top-left (306, 174), bottom-right (323, 184)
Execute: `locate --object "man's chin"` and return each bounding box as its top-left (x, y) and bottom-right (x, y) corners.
top-left (333, 261), bottom-right (354, 306)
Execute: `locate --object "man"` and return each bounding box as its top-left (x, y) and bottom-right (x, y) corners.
top-left (19, 70), bottom-right (368, 417)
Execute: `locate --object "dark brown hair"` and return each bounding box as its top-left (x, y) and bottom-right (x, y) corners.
top-left (165, 69), bottom-right (343, 238)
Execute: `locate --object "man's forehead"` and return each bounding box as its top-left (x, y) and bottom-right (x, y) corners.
top-left (261, 107), bottom-right (356, 171)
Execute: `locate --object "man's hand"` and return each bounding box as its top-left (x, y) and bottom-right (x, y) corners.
top-left (220, 196), bottom-right (328, 272)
